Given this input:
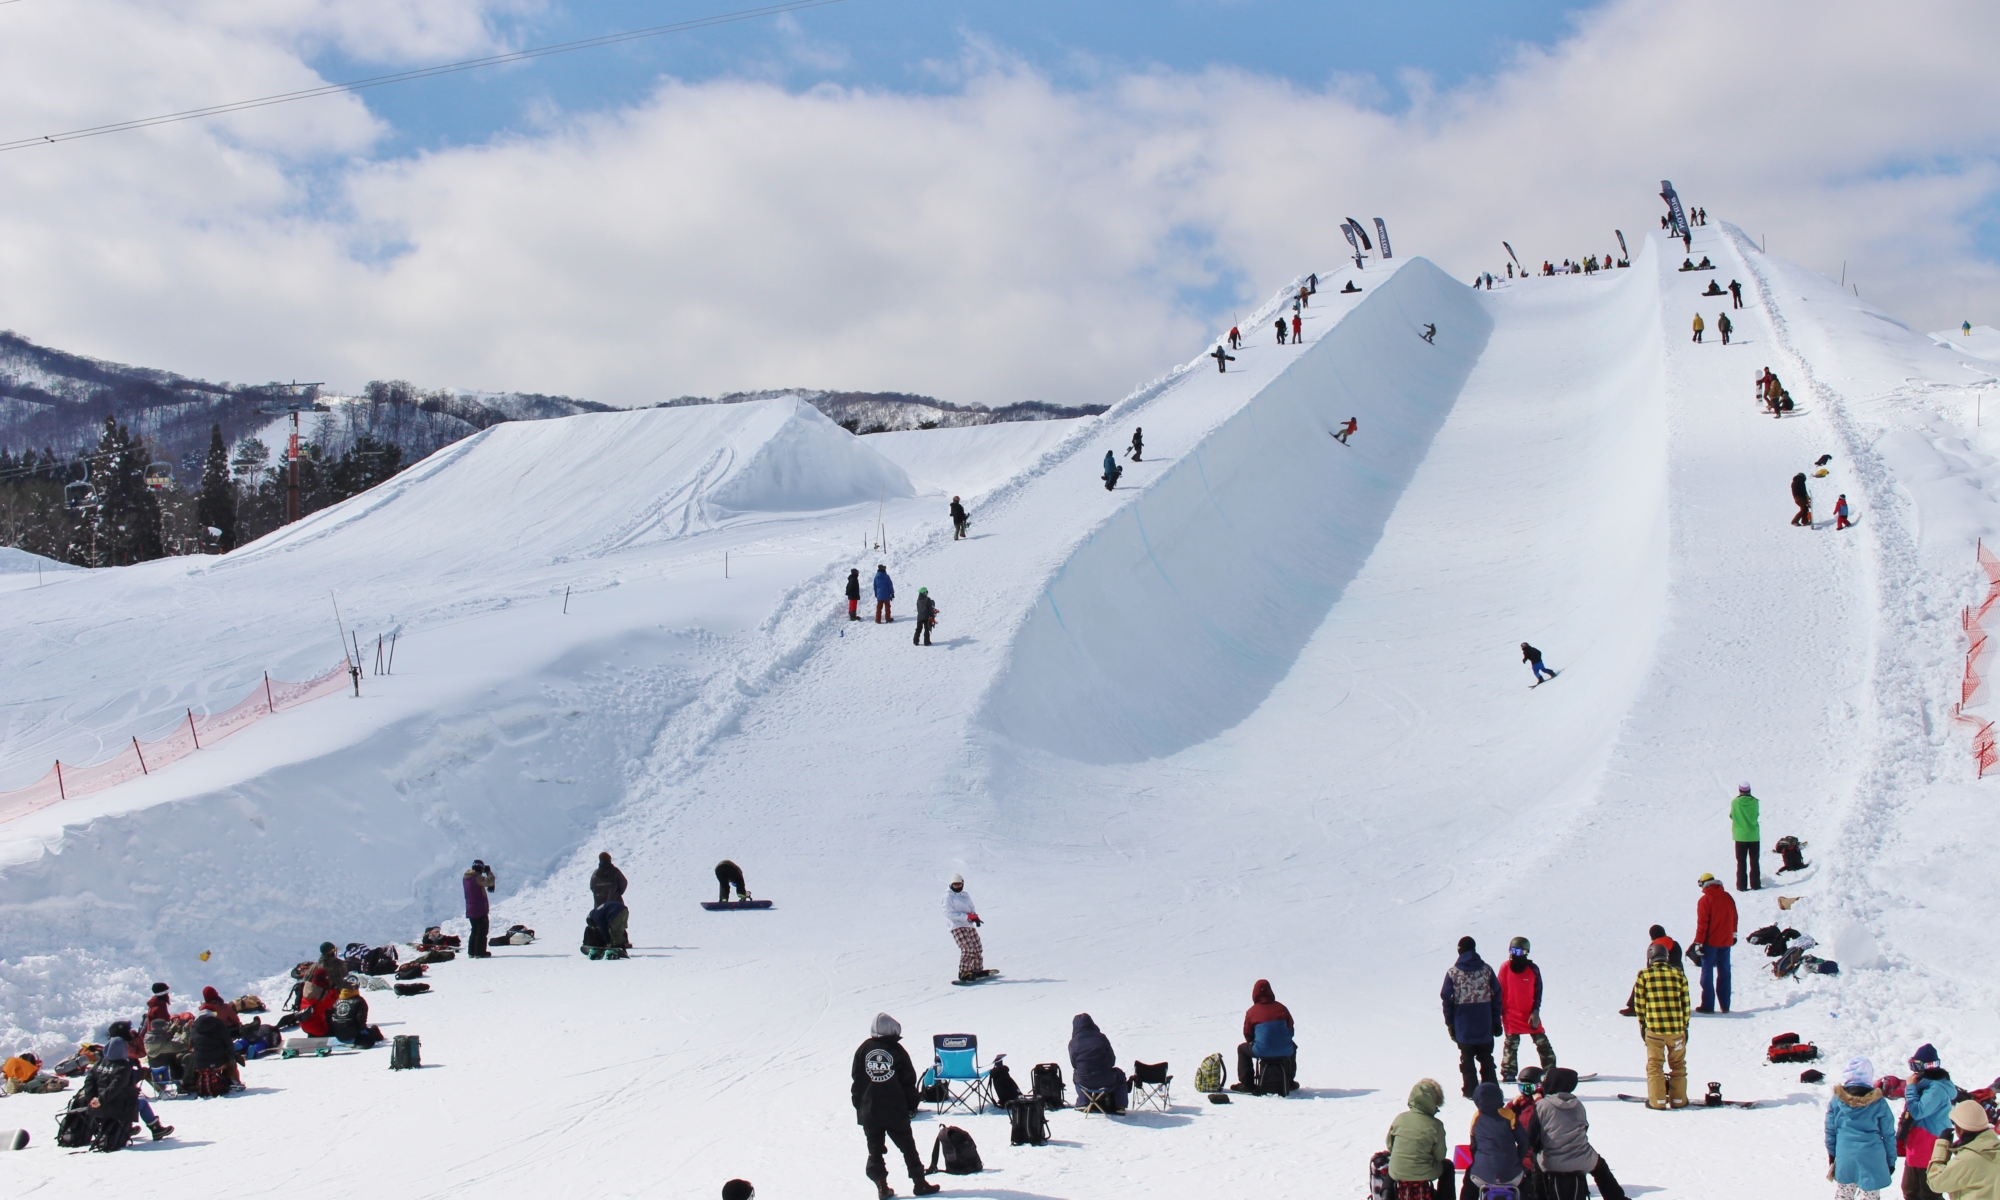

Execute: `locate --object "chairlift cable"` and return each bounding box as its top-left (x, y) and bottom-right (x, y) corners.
top-left (0, 0), bottom-right (848, 153)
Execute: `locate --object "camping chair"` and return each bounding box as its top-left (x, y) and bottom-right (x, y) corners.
top-left (1130, 1061), bottom-right (1171, 1112)
top-left (1077, 1084), bottom-right (1117, 1117)
top-left (931, 1034), bottom-right (994, 1116)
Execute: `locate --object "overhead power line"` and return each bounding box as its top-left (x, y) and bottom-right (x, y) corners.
top-left (0, 0), bottom-right (847, 152)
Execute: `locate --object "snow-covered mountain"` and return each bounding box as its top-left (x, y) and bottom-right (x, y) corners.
top-left (2, 222), bottom-right (1995, 1200)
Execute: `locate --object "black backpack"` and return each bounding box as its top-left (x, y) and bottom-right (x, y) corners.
top-left (989, 1059), bottom-right (1022, 1105)
top-left (1031, 1062), bottom-right (1066, 1109)
top-left (389, 1035), bottom-right (422, 1070)
top-left (55, 1098), bottom-right (92, 1148)
top-left (929, 1125), bottom-right (982, 1174)
top-left (1007, 1097), bottom-right (1049, 1146)
top-left (361, 946), bottom-right (399, 976)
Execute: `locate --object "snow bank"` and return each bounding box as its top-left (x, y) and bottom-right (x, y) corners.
top-left (978, 258), bottom-right (1492, 763)
top-left (869, 418), bottom-right (1085, 498)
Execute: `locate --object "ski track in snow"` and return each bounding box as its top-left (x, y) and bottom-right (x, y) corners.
top-left (4, 239), bottom-right (2000, 1198)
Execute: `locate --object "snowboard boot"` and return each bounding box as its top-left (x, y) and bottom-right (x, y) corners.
top-left (912, 1180), bottom-right (941, 1196)
top-left (147, 1121), bottom-right (174, 1141)
top-left (874, 1184), bottom-right (895, 1200)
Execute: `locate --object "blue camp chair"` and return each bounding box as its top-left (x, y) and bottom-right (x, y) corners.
top-left (931, 1033), bottom-right (994, 1116)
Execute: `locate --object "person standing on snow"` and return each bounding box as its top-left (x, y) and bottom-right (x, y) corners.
top-left (463, 859), bottom-right (496, 958)
top-left (1291, 312), bottom-right (1303, 343)
top-left (873, 564), bottom-right (895, 623)
top-left (1792, 473), bottom-right (1814, 527)
top-left (1442, 935), bottom-right (1504, 1098)
top-left (1298, 285), bottom-right (1311, 308)
top-left (1828, 1056), bottom-right (1898, 1200)
top-left (1691, 313), bottom-right (1705, 343)
top-left (944, 874), bottom-right (992, 982)
top-left (1129, 428), bottom-right (1143, 462)
top-left (845, 568), bottom-right (863, 620)
top-left (1905, 1043), bottom-right (1957, 1200)
top-left (851, 1013), bottom-right (939, 1198)
top-left (1275, 317), bottom-right (1288, 345)
top-left (1522, 643), bottom-right (1556, 684)
top-left (912, 588), bottom-right (937, 646)
top-left (714, 859), bottom-right (751, 905)
top-left (1631, 942), bottom-right (1690, 1108)
top-left (1927, 1100), bottom-right (2000, 1198)
top-left (1729, 280), bottom-right (1744, 308)
top-left (1335, 418), bottom-right (1358, 444)
top-left (1499, 936), bottom-right (1556, 1082)
top-left (949, 496), bottom-right (968, 541)
top-left (1212, 344), bottom-right (1236, 372)
top-left (1693, 873), bottom-right (1737, 1013)
top-left (1718, 312), bottom-right (1732, 345)
top-left (1102, 450), bottom-right (1123, 491)
top-left (1228, 326), bottom-right (1241, 350)
top-left (1730, 784), bottom-right (1762, 891)
top-left (1836, 495), bottom-right (1851, 531)
top-left (1308, 272), bottom-right (1318, 295)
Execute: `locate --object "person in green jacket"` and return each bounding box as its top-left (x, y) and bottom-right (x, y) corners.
top-left (1386, 1078), bottom-right (1451, 1198)
top-left (1929, 1100), bottom-right (2000, 1200)
top-left (1731, 783), bottom-right (1762, 891)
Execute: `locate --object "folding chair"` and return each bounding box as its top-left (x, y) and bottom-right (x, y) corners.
top-left (1077, 1085), bottom-right (1116, 1117)
top-left (931, 1034), bottom-right (994, 1116)
top-left (1130, 1061), bottom-right (1171, 1112)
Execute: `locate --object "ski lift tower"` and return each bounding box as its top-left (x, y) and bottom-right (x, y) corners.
top-left (259, 382), bottom-right (328, 525)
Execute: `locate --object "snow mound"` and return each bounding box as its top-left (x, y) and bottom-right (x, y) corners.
top-left (978, 258), bottom-right (1492, 763)
top-left (1930, 324), bottom-right (2000, 364)
top-left (0, 547), bottom-right (80, 575)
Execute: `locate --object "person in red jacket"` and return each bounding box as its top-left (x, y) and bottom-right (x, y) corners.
top-left (1232, 979), bottom-right (1298, 1095)
top-left (1692, 873), bottom-right (1738, 1014)
top-left (298, 969), bottom-right (339, 1038)
top-left (198, 986), bottom-right (241, 1031)
top-left (1497, 936), bottom-right (1556, 1081)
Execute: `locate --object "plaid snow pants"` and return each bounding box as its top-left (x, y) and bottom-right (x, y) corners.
top-left (1502, 1030), bottom-right (1556, 1079)
top-left (951, 926), bottom-right (983, 976)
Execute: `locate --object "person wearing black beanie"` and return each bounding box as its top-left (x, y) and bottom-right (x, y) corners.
top-left (1443, 937), bottom-right (1503, 1098)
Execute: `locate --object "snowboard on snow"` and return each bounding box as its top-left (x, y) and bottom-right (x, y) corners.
top-left (950, 970), bottom-right (1001, 987)
top-left (1530, 671), bottom-right (1559, 688)
top-left (1616, 1093), bottom-right (1757, 1109)
top-left (701, 900), bottom-right (773, 911)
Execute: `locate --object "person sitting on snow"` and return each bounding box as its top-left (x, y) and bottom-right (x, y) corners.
top-left (2, 1051), bottom-right (66, 1094)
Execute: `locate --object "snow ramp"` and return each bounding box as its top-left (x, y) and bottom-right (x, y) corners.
top-left (979, 257), bottom-right (1493, 763)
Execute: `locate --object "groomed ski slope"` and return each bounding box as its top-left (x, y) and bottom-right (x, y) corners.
top-left (5, 228), bottom-right (2000, 1199)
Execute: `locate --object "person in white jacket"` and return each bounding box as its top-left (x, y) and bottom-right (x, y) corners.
top-left (944, 874), bottom-right (992, 982)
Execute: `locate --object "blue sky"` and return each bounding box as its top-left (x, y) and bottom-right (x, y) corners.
top-left (311, 0), bottom-right (1599, 156)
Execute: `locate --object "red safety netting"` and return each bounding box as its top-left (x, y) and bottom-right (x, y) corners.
top-left (1955, 541), bottom-right (2000, 777)
top-left (0, 663), bottom-right (351, 824)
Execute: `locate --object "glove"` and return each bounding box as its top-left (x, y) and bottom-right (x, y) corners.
top-left (970, 915), bottom-right (982, 926)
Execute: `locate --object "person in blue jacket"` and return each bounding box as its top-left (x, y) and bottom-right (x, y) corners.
top-left (1826, 1056), bottom-right (1896, 1198)
top-left (1466, 1081), bottom-right (1529, 1195)
top-left (1102, 451), bottom-right (1122, 491)
top-left (1443, 935), bottom-right (1505, 1098)
top-left (1067, 1014), bottom-right (1128, 1112)
top-left (1905, 1043), bottom-right (1958, 1199)
top-left (872, 564), bottom-right (894, 624)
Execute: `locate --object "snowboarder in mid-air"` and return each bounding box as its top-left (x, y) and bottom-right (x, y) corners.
top-left (851, 1012), bottom-right (939, 1198)
top-left (912, 587), bottom-right (937, 646)
top-left (714, 859), bottom-right (751, 905)
top-left (949, 496), bottom-right (967, 540)
top-left (1421, 323), bottom-right (1437, 344)
top-left (1102, 450), bottom-right (1123, 490)
top-left (1212, 345), bottom-right (1236, 372)
top-left (1334, 418), bottom-right (1358, 444)
top-left (1129, 427), bottom-right (1143, 462)
top-left (944, 874), bottom-right (995, 982)
top-left (1522, 643), bottom-right (1556, 684)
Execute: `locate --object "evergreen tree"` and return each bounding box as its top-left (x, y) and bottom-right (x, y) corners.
top-left (84, 416), bottom-right (163, 566)
top-left (195, 422), bottom-right (236, 551)
top-left (328, 434), bottom-right (404, 502)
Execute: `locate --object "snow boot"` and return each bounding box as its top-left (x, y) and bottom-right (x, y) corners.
top-left (147, 1121), bottom-right (173, 1141)
top-left (875, 1184), bottom-right (895, 1200)
top-left (913, 1181), bottom-right (941, 1196)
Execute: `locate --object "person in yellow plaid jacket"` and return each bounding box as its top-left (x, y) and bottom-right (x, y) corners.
top-left (1632, 942), bottom-right (1690, 1109)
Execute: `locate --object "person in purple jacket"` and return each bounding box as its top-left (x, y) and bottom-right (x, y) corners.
top-left (464, 859), bottom-right (496, 958)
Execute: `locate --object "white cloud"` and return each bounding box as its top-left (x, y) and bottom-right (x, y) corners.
top-left (0, 0), bottom-right (1994, 408)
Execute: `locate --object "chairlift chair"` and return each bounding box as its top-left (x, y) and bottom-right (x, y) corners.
top-left (144, 462), bottom-right (173, 490)
top-left (1129, 1061), bottom-right (1172, 1112)
top-left (63, 480), bottom-right (95, 511)
top-left (930, 1033), bottom-right (994, 1116)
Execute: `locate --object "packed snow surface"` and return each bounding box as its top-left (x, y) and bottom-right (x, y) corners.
top-left (3, 232), bottom-right (2000, 1200)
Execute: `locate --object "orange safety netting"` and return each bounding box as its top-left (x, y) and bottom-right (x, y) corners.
top-left (0, 663), bottom-right (351, 824)
top-left (1956, 542), bottom-right (2000, 777)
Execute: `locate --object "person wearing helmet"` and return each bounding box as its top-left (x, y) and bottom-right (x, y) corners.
top-left (1730, 784), bottom-right (1761, 891)
top-left (1692, 873), bottom-right (1737, 1013)
top-left (913, 588), bottom-right (937, 647)
top-left (949, 496), bottom-right (968, 540)
top-left (1498, 936), bottom-right (1556, 1083)
top-left (943, 875), bottom-right (993, 982)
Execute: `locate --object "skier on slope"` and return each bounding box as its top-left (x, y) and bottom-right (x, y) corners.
top-left (912, 587), bottom-right (937, 646)
top-left (1129, 427), bottom-right (1144, 462)
top-left (851, 1012), bottom-right (940, 1198)
top-left (1691, 313), bottom-right (1705, 343)
top-left (949, 496), bottom-right (968, 541)
top-left (1335, 418), bottom-right (1358, 444)
top-left (1498, 936), bottom-right (1557, 1082)
top-left (1791, 473), bottom-right (1813, 527)
top-left (1730, 784), bottom-right (1761, 891)
top-left (944, 874), bottom-right (994, 982)
top-left (1212, 345), bottom-right (1236, 372)
top-left (1103, 450), bottom-right (1123, 491)
top-left (1442, 935), bottom-right (1504, 1097)
top-left (873, 564), bottom-right (895, 622)
top-left (845, 568), bottom-right (863, 620)
top-left (1275, 317), bottom-right (1288, 345)
top-left (1522, 643), bottom-right (1556, 684)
